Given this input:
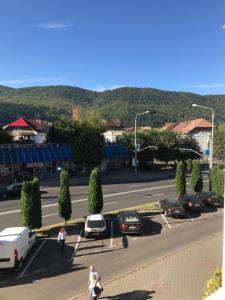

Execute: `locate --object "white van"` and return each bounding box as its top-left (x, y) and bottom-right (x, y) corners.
top-left (0, 227), bottom-right (36, 269)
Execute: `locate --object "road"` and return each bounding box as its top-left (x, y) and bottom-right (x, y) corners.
top-left (0, 176), bottom-right (205, 229)
top-left (0, 176), bottom-right (223, 300)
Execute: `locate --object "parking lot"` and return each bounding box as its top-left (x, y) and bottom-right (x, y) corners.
top-left (0, 202), bottom-right (223, 300)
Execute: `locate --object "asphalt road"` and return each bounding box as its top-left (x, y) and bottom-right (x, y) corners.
top-left (0, 177), bottom-right (206, 230)
top-left (0, 179), bottom-right (223, 299)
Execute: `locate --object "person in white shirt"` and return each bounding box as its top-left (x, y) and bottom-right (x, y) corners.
top-left (57, 227), bottom-right (68, 252)
top-left (88, 265), bottom-right (103, 299)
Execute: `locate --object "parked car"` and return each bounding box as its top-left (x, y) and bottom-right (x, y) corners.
top-left (117, 211), bottom-right (144, 234)
top-left (159, 199), bottom-right (185, 217)
top-left (0, 227), bottom-right (36, 269)
top-left (0, 183), bottom-right (23, 199)
top-left (197, 191), bottom-right (224, 206)
top-left (84, 214), bottom-right (106, 238)
top-left (179, 194), bottom-right (204, 211)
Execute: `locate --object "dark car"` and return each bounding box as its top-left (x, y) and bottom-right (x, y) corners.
top-left (159, 199), bottom-right (185, 217)
top-left (179, 194), bottom-right (204, 211)
top-left (0, 183), bottom-right (23, 199)
top-left (118, 211), bottom-right (143, 234)
top-left (197, 191), bottom-right (224, 207)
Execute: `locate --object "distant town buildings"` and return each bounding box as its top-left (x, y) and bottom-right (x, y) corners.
top-left (162, 118), bottom-right (212, 153)
top-left (3, 117), bottom-right (50, 144)
top-left (103, 118), bottom-right (126, 142)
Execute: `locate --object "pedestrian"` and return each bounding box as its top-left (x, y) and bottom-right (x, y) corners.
top-left (57, 227), bottom-right (68, 252)
top-left (88, 265), bottom-right (103, 299)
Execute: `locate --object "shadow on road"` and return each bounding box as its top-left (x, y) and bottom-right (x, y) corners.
top-left (101, 290), bottom-right (155, 299)
top-left (0, 238), bottom-right (87, 288)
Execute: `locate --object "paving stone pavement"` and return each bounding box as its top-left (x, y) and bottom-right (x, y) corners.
top-left (70, 232), bottom-right (222, 300)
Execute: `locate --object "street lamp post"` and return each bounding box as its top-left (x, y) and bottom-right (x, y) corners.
top-left (134, 111), bottom-right (149, 175)
top-left (192, 104), bottom-right (215, 169)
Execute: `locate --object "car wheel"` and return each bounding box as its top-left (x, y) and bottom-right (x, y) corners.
top-left (84, 231), bottom-right (90, 238)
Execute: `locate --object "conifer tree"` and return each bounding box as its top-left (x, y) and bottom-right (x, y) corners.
top-left (186, 159), bottom-right (192, 173)
top-left (88, 167), bottom-right (103, 213)
top-left (175, 161), bottom-right (186, 197)
top-left (32, 177), bottom-right (42, 229)
top-left (58, 170), bottom-right (72, 224)
top-left (191, 160), bottom-right (203, 192)
top-left (20, 181), bottom-right (33, 229)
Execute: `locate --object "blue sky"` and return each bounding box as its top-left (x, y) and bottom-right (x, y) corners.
top-left (0, 0), bottom-right (225, 94)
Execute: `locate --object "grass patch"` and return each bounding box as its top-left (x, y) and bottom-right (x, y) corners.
top-left (37, 201), bottom-right (159, 235)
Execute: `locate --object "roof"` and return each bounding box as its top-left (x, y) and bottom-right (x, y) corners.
top-left (105, 119), bottom-right (124, 129)
top-left (0, 144), bottom-right (128, 165)
top-left (6, 118), bottom-right (36, 129)
top-left (161, 119), bottom-right (212, 134)
top-left (0, 227), bottom-right (26, 242)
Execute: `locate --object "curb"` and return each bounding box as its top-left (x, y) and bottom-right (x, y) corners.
top-left (68, 231), bottom-right (222, 300)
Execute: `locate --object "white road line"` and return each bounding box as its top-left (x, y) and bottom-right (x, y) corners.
top-left (129, 184), bottom-right (146, 188)
top-left (0, 180), bottom-right (209, 216)
top-left (131, 237), bottom-right (138, 240)
top-left (146, 193), bottom-right (163, 198)
top-left (42, 213), bottom-right (58, 218)
top-left (17, 239), bottom-right (47, 279)
top-left (160, 213), bottom-right (172, 229)
top-left (104, 201), bottom-right (118, 206)
top-left (109, 221), bottom-right (114, 248)
top-left (73, 230), bottom-right (82, 264)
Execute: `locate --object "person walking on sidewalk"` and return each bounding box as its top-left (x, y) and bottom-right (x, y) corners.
top-left (57, 227), bottom-right (68, 252)
top-left (88, 265), bottom-right (103, 299)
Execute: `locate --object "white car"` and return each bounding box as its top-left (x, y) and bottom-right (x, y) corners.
top-left (0, 227), bottom-right (36, 269)
top-left (84, 214), bottom-right (106, 238)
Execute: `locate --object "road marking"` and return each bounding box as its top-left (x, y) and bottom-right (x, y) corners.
top-left (17, 239), bottom-right (47, 279)
top-left (160, 213), bottom-right (172, 229)
top-left (146, 193), bottom-right (163, 198)
top-left (0, 180), bottom-right (209, 216)
top-left (129, 184), bottom-right (146, 188)
top-left (104, 201), bottom-right (118, 206)
top-left (73, 230), bottom-right (82, 264)
top-left (109, 221), bottom-right (114, 248)
top-left (131, 237), bottom-right (138, 240)
top-left (42, 213), bottom-right (58, 218)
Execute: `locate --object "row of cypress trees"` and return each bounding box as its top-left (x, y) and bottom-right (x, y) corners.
top-left (176, 160), bottom-right (203, 197)
top-left (20, 166), bottom-right (103, 229)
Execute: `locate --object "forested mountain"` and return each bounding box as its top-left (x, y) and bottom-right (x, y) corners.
top-left (0, 85), bottom-right (224, 127)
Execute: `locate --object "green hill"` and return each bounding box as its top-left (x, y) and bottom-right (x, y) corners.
top-left (0, 85), bottom-right (224, 127)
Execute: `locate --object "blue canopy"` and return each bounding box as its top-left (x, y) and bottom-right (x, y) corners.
top-left (0, 144), bottom-right (128, 165)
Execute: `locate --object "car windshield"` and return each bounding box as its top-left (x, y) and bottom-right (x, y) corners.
top-left (88, 220), bottom-right (105, 228)
top-left (169, 202), bottom-right (181, 208)
top-left (190, 196), bottom-right (201, 203)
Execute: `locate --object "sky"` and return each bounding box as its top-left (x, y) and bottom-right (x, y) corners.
top-left (0, 0), bottom-right (225, 95)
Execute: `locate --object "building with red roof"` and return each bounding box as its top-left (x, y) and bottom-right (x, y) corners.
top-left (3, 117), bottom-right (47, 144)
top-left (103, 119), bottom-right (126, 142)
top-left (161, 118), bottom-right (212, 153)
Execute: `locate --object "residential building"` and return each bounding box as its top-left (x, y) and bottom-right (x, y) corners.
top-left (3, 117), bottom-right (48, 144)
top-left (162, 118), bottom-right (212, 153)
top-left (103, 119), bottom-right (126, 142)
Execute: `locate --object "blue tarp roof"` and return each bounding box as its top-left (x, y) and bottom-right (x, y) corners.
top-left (0, 144), bottom-right (128, 165)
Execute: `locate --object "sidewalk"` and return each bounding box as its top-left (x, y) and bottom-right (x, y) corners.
top-left (70, 232), bottom-right (223, 300)
top-left (40, 168), bottom-right (175, 188)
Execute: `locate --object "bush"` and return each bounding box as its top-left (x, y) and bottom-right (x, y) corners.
top-left (58, 170), bottom-right (72, 223)
top-left (175, 161), bottom-right (186, 197)
top-left (186, 159), bottom-right (192, 173)
top-left (191, 160), bottom-right (203, 192)
top-left (211, 165), bottom-right (220, 194)
top-left (20, 181), bottom-right (34, 229)
top-left (202, 267), bottom-right (222, 299)
top-left (88, 167), bottom-right (103, 213)
top-left (32, 177), bottom-right (42, 229)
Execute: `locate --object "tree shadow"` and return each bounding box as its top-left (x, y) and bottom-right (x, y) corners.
top-left (101, 290), bottom-right (155, 299)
